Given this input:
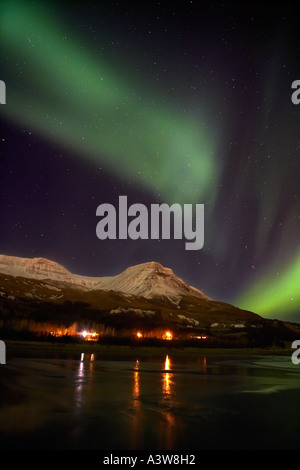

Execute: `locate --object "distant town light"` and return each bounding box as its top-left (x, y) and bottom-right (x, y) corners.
top-left (136, 331), bottom-right (143, 338)
top-left (80, 330), bottom-right (99, 341)
top-left (163, 330), bottom-right (173, 340)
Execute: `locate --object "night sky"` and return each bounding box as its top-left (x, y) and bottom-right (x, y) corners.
top-left (0, 0), bottom-right (299, 322)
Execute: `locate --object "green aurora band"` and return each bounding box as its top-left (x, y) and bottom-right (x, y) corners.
top-left (236, 252), bottom-right (300, 318)
top-left (0, 1), bottom-right (217, 205)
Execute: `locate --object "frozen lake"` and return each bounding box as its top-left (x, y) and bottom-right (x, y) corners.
top-left (1, 350), bottom-right (300, 450)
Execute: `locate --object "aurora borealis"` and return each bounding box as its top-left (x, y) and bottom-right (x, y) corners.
top-left (0, 0), bottom-right (299, 321)
top-left (0, 1), bottom-right (217, 204)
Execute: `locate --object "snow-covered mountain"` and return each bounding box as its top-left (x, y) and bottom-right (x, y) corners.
top-left (92, 261), bottom-right (211, 301)
top-left (0, 254), bottom-right (101, 289)
top-left (0, 254), bottom-right (209, 301)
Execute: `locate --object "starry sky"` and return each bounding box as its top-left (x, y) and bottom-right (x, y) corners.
top-left (0, 0), bottom-right (299, 322)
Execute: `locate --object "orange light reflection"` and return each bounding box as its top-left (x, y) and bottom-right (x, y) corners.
top-left (163, 355), bottom-right (172, 397)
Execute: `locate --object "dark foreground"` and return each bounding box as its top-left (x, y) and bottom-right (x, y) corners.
top-left (0, 341), bottom-right (300, 452)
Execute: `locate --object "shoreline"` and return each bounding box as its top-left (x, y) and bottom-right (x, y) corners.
top-left (4, 339), bottom-right (293, 359)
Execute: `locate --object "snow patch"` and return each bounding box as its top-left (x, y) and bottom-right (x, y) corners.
top-left (41, 283), bottom-right (62, 291)
top-left (109, 307), bottom-right (156, 317)
top-left (177, 314), bottom-right (199, 326)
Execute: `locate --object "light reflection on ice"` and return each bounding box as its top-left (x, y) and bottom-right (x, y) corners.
top-left (74, 353), bottom-right (95, 415)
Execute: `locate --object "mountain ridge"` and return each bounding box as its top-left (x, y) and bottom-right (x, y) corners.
top-left (0, 254), bottom-right (210, 301)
